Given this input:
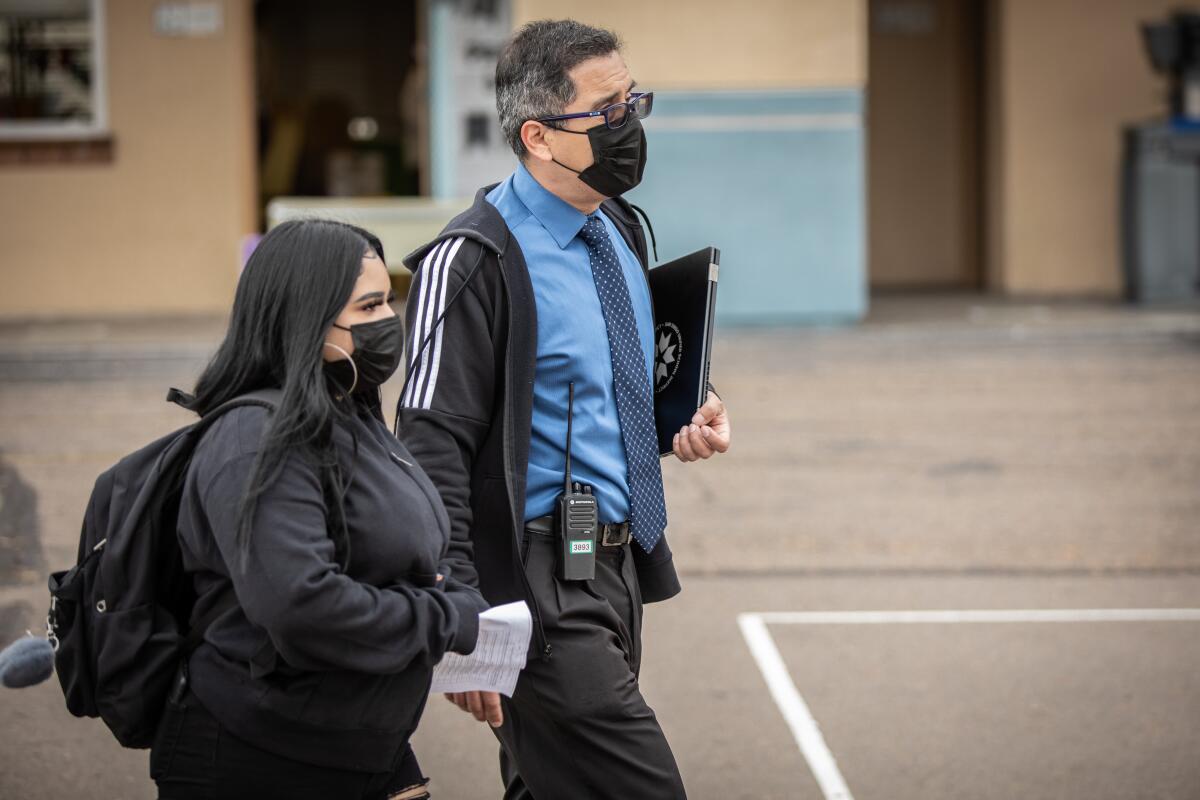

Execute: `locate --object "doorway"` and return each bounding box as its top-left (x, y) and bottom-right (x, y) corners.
top-left (253, 0), bottom-right (425, 226)
top-left (867, 0), bottom-right (985, 290)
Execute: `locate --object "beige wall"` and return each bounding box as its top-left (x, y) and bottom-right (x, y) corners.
top-left (0, 0), bottom-right (256, 318)
top-left (512, 0), bottom-right (867, 88)
top-left (988, 0), bottom-right (1173, 295)
top-left (1, 0), bottom-right (1163, 316)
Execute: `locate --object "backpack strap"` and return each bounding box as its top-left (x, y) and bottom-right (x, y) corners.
top-left (207, 389), bottom-right (280, 417)
top-left (165, 387), bottom-right (280, 419)
top-left (166, 387), bottom-right (196, 409)
top-left (628, 202), bottom-right (659, 263)
top-left (169, 388), bottom-right (282, 429)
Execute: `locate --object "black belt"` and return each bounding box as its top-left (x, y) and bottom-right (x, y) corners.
top-left (525, 515), bottom-right (632, 548)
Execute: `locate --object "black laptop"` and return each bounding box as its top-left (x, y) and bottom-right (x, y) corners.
top-left (648, 247), bottom-right (720, 456)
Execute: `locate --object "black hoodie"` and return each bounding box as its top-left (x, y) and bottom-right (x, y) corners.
top-left (395, 187), bottom-right (682, 660)
top-left (179, 399), bottom-right (487, 772)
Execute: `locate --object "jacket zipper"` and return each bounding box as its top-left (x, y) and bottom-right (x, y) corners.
top-left (497, 254), bottom-right (551, 660)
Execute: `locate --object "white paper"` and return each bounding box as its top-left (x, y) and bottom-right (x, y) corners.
top-left (430, 601), bottom-right (532, 697)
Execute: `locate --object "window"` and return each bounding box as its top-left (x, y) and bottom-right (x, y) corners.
top-left (0, 0), bottom-right (107, 140)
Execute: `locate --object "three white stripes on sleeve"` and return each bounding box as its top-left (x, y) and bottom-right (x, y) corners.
top-left (401, 236), bottom-right (466, 410)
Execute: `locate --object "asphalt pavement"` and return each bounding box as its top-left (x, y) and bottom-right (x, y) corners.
top-left (1, 296), bottom-right (1197, 799)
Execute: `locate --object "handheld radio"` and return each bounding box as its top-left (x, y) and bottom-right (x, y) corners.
top-left (556, 382), bottom-right (598, 581)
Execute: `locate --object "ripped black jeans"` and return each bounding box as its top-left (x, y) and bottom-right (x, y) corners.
top-left (151, 687), bottom-right (427, 800)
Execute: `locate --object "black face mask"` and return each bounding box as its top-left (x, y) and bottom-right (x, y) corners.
top-left (552, 117), bottom-right (647, 198)
top-left (323, 315), bottom-right (403, 394)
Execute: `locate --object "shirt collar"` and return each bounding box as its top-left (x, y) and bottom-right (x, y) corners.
top-left (512, 163), bottom-right (588, 250)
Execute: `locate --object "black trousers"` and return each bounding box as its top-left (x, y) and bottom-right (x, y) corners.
top-left (151, 688), bottom-right (426, 800)
top-left (493, 527), bottom-right (687, 800)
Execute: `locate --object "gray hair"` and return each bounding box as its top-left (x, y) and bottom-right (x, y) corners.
top-left (495, 19), bottom-right (623, 158)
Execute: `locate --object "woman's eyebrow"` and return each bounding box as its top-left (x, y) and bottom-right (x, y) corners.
top-left (354, 291), bottom-right (386, 303)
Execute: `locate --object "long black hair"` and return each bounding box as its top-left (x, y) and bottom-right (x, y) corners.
top-left (190, 218), bottom-right (386, 566)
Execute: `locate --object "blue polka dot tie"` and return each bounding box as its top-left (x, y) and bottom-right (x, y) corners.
top-left (579, 215), bottom-right (667, 553)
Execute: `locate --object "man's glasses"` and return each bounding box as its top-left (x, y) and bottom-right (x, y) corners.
top-left (537, 91), bottom-right (654, 131)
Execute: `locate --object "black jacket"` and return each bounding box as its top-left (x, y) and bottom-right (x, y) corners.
top-left (395, 186), bottom-right (682, 659)
top-left (179, 399), bottom-right (487, 772)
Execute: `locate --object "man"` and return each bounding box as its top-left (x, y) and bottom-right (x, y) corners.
top-left (396, 19), bottom-right (731, 799)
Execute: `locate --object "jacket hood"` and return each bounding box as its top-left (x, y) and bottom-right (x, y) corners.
top-left (402, 185), bottom-right (511, 272)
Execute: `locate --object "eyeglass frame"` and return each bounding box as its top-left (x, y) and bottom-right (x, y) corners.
top-left (536, 91), bottom-right (653, 132)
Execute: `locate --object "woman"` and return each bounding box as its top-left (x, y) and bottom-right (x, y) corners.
top-left (151, 219), bottom-right (486, 799)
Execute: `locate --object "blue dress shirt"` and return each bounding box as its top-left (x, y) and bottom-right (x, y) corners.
top-left (486, 164), bottom-right (655, 523)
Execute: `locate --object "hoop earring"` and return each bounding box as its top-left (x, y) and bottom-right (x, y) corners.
top-left (322, 342), bottom-right (358, 395)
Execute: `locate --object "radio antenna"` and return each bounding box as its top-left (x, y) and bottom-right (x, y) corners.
top-left (564, 382), bottom-right (575, 496)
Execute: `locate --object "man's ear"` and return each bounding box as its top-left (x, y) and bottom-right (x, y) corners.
top-left (521, 120), bottom-right (554, 163)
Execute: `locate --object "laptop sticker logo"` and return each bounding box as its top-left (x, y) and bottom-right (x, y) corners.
top-left (654, 321), bottom-right (682, 392)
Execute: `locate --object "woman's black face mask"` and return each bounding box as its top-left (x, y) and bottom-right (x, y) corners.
top-left (324, 315), bottom-right (404, 394)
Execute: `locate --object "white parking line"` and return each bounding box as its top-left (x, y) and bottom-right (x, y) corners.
top-left (737, 608), bottom-right (1200, 800)
top-left (738, 614), bottom-right (855, 800)
top-left (753, 608), bottom-right (1200, 625)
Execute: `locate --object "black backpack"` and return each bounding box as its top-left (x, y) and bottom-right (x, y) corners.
top-left (46, 388), bottom-right (278, 748)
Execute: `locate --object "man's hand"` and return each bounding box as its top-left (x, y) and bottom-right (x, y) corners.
top-left (444, 690), bottom-right (503, 727)
top-left (673, 391), bottom-right (731, 462)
